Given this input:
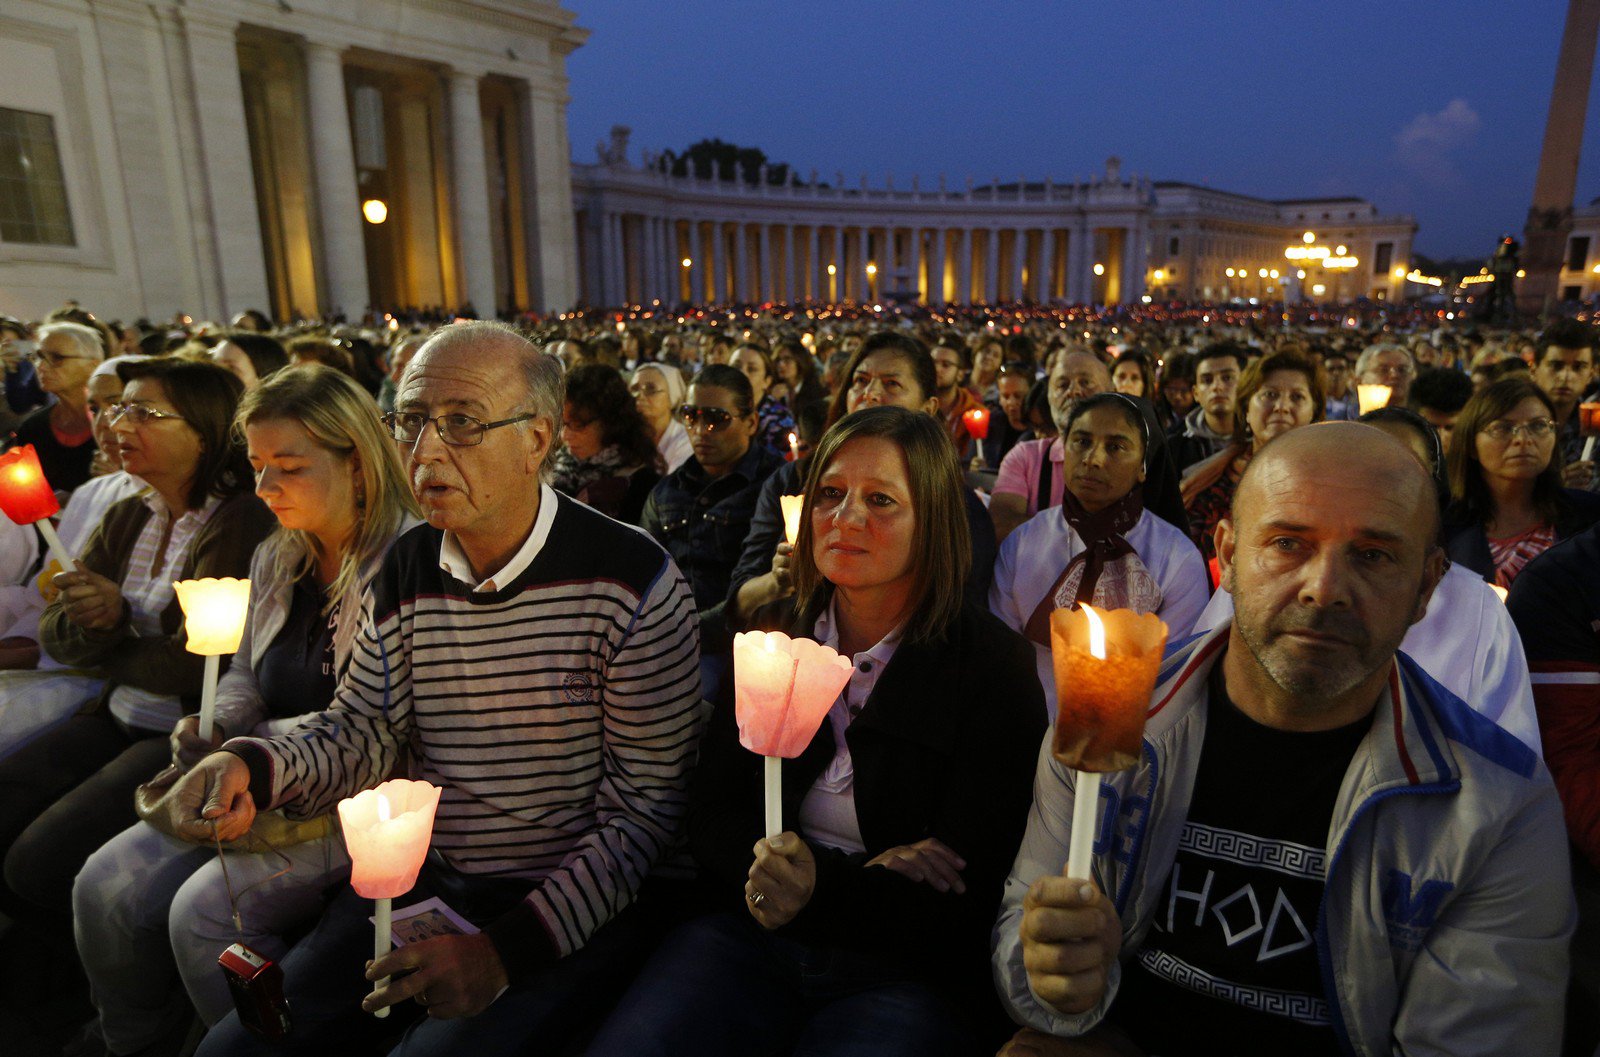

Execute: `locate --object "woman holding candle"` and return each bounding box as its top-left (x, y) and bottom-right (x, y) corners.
top-left (1181, 349), bottom-right (1325, 563)
top-left (70, 364), bottom-right (421, 1056)
top-left (2, 320), bottom-right (105, 495)
top-left (0, 359), bottom-right (272, 924)
top-left (1442, 376), bottom-right (1600, 588)
top-left (552, 364), bottom-right (663, 524)
top-left (731, 342), bottom-right (798, 459)
top-left (991, 393), bottom-right (1210, 707)
top-left (630, 362), bottom-right (692, 472)
top-left (587, 406), bottom-right (1046, 1057)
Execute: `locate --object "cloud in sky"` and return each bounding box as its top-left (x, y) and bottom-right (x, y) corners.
top-left (1394, 99), bottom-right (1482, 186)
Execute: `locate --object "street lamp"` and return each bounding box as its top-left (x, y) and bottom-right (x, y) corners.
top-left (362, 199), bottom-right (388, 225)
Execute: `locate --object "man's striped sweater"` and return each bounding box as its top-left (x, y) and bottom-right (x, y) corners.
top-left (226, 492), bottom-right (703, 975)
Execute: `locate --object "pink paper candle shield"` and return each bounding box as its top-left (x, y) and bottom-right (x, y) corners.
top-left (338, 779), bottom-right (442, 899)
top-left (733, 631), bottom-right (853, 757)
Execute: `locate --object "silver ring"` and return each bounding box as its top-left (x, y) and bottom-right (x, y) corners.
top-left (747, 889), bottom-right (766, 907)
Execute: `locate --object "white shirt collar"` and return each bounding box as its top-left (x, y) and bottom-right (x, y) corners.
top-left (438, 483), bottom-right (559, 593)
top-left (812, 595), bottom-right (905, 667)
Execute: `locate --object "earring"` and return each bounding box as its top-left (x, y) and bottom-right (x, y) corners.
top-left (354, 478), bottom-right (366, 511)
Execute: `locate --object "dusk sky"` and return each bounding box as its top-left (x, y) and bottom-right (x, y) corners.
top-left (566, 1), bottom-right (1599, 262)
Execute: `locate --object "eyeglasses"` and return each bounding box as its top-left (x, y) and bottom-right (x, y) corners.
top-left (109, 403), bottom-right (186, 426)
top-left (677, 405), bottom-right (736, 431)
top-left (383, 410), bottom-right (536, 447)
top-left (1479, 418), bottom-right (1556, 443)
top-left (628, 383), bottom-right (665, 399)
top-left (28, 350), bottom-right (96, 368)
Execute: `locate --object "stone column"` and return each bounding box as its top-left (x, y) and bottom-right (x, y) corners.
top-left (782, 226), bottom-right (796, 302)
top-left (910, 228), bottom-right (924, 303)
top-left (958, 228), bottom-right (973, 304)
top-left (832, 227), bottom-right (845, 300)
top-left (734, 223), bottom-right (751, 301)
top-left (979, 227), bottom-right (992, 300)
top-left (758, 224), bottom-right (772, 301)
top-left (1046, 230), bottom-right (1062, 301)
top-left (522, 85), bottom-right (579, 311)
top-left (448, 70), bottom-right (497, 315)
top-left (1012, 229), bottom-right (1027, 301)
top-left (856, 226), bottom-right (871, 301)
top-left (1123, 224), bottom-right (1146, 305)
top-left (178, 14), bottom-right (271, 317)
top-left (930, 229), bottom-right (946, 304)
top-left (303, 42), bottom-right (369, 319)
top-left (688, 220), bottom-right (705, 302)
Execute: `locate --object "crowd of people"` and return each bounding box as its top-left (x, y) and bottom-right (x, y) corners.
top-left (0, 296), bottom-right (1595, 1056)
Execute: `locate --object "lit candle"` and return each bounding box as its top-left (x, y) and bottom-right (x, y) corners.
top-left (788, 431), bottom-right (801, 462)
top-left (338, 779), bottom-right (442, 1018)
top-left (172, 577), bottom-right (252, 741)
top-left (1356, 384), bottom-right (1392, 415)
top-left (961, 406), bottom-right (990, 440)
top-left (0, 445), bottom-right (73, 570)
top-left (1580, 403), bottom-right (1600, 462)
top-left (779, 495), bottom-right (804, 546)
top-left (732, 631), bottom-right (854, 837)
top-left (1048, 605), bottom-right (1168, 880)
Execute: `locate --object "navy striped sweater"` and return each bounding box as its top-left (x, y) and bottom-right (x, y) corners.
top-left (227, 492), bottom-right (703, 974)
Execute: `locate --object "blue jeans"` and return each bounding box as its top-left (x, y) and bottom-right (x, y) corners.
top-left (585, 912), bottom-right (971, 1057)
top-left (196, 856), bottom-right (643, 1057)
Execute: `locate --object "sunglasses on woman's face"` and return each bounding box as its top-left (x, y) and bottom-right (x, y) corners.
top-left (677, 405), bottom-right (737, 431)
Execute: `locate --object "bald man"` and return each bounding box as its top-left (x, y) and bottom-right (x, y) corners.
top-left (994, 423), bottom-right (1572, 1057)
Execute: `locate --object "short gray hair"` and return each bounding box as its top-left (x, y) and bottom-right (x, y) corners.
top-left (37, 321), bottom-right (105, 362)
top-left (1354, 343), bottom-right (1412, 381)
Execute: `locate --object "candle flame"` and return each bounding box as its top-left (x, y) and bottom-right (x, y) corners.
top-left (788, 432), bottom-right (797, 447)
top-left (377, 793), bottom-right (391, 823)
top-left (1082, 604), bottom-right (1107, 661)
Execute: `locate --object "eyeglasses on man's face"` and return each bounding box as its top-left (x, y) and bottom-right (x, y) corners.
top-left (1479, 418), bottom-right (1556, 443)
top-left (677, 405), bottom-right (738, 432)
top-left (383, 410), bottom-right (535, 447)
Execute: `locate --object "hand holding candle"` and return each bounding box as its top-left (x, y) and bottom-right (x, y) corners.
top-left (339, 779), bottom-right (442, 1018)
top-left (1048, 605), bottom-right (1167, 880)
top-left (733, 631), bottom-right (854, 838)
top-left (172, 577), bottom-right (252, 742)
top-left (963, 406), bottom-right (990, 465)
top-left (0, 444), bottom-right (74, 570)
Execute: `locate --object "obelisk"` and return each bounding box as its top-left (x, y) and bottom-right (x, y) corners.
top-left (1522, 0), bottom-right (1600, 317)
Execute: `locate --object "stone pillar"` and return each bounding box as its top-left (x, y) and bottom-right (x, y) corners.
top-left (832, 227), bottom-right (845, 300)
top-left (782, 226), bottom-right (796, 302)
top-left (734, 223), bottom-right (750, 301)
top-left (910, 228), bottom-right (924, 302)
top-left (303, 42), bottom-right (368, 319)
top-left (930, 229), bottom-right (946, 304)
top-left (1046, 230), bottom-right (1062, 301)
top-left (958, 228), bottom-right (973, 304)
top-left (688, 220), bottom-right (705, 302)
top-left (758, 224), bottom-right (772, 301)
top-left (856, 226), bottom-right (871, 302)
top-left (447, 70), bottom-right (496, 315)
top-left (522, 86), bottom-right (579, 311)
top-left (178, 14), bottom-right (271, 318)
top-left (985, 228), bottom-right (1001, 303)
top-left (1012, 229), bottom-right (1027, 301)
top-left (1123, 224), bottom-right (1146, 305)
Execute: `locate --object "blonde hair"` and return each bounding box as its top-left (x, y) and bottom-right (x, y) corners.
top-left (236, 365), bottom-right (419, 616)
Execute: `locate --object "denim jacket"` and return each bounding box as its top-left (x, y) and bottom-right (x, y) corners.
top-left (641, 442), bottom-right (784, 648)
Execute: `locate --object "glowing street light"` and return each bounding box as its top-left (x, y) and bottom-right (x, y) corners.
top-left (826, 264), bottom-right (837, 276)
top-left (361, 199), bottom-right (388, 225)
top-left (1302, 231), bottom-right (1316, 244)
top-left (1093, 263), bottom-right (1106, 276)
top-left (681, 257), bottom-right (692, 268)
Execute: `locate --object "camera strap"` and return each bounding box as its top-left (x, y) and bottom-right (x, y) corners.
top-left (211, 822), bottom-right (295, 942)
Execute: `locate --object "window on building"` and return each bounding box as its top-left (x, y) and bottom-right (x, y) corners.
top-left (1168, 236), bottom-right (1180, 256)
top-left (1373, 242), bottom-right (1393, 275)
top-left (0, 107), bottom-right (75, 246)
top-left (1566, 237), bottom-right (1590, 272)
top-left (1563, 285), bottom-right (1583, 301)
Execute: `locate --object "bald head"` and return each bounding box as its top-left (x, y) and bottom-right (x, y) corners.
top-left (413, 321), bottom-right (563, 426)
top-left (1235, 422), bottom-right (1439, 545)
top-left (1049, 350), bottom-right (1114, 429)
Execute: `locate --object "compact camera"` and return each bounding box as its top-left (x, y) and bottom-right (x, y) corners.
top-left (219, 942), bottom-right (292, 1039)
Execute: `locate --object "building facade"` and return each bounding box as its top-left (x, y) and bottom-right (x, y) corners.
top-left (572, 131), bottom-right (1417, 308)
top-left (0, 0), bottom-right (584, 323)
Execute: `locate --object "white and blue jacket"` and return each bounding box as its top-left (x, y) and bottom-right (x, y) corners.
top-left (993, 626), bottom-right (1575, 1057)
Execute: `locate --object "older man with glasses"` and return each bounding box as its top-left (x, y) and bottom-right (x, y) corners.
top-left (164, 321), bottom-right (704, 1057)
top-left (2, 320), bottom-right (105, 494)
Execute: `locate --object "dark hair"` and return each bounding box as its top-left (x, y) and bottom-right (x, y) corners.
top-left (1111, 349), bottom-right (1157, 401)
top-left (1194, 340), bottom-right (1249, 374)
top-left (773, 336), bottom-right (819, 394)
top-left (1233, 350), bottom-right (1326, 444)
top-left (732, 343), bottom-right (774, 384)
top-left (1160, 351), bottom-right (1196, 387)
top-left (235, 309), bottom-right (273, 332)
top-left (1004, 334), bottom-right (1036, 366)
top-left (1408, 367), bottom-right (1473, 415)
top-left (825, 332), bottom-right (936, 428)
top-left (795, 400), bottom-right (827, 445)
top-left (1446, 377), bottom-right (1563, 526)
top-left (793, 406), bottom-right (969, 644)
top-left (1023, 378), bottom-right (1056, 437)
top-left (117, 359), bottom-right (251, 507)
top-left (690, 363), bottom-right (755, 416)
top-left (221, 331), bottom-right (289, 381)
top-left (564, 364), bottom-right (660, 469)
top-left (931, 337), bottom-right (972, 370)
top-left (1536, 318), bottom-right (1597, 358)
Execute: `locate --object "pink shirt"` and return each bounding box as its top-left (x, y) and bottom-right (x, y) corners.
top-left (992, 438), bottom-right (1065, 516)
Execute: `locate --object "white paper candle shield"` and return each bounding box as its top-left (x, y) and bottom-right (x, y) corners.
top-left (338, 779), bottom-right (442, 899)
top-left (779, 495), bottom-right (804, 546)
top-left (172, 578), bottom-right (252, 655)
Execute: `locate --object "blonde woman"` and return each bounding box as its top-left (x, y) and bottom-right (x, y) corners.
top-left (72, 366), bottom-right (420, 1056)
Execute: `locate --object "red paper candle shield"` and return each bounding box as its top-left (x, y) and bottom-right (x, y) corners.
top-left (338, 779), bottom-right (442, 899)
top-left (733, 631), bottom-right (853, 758)
top-left (962, 406), bottom-right (991, 440)
top-left (0, 445), bottom-right (60, 524)
top-left (1580, 403), bottom-right (1600, 437)
top-left (1049, 605), bottom-right (1168, 773)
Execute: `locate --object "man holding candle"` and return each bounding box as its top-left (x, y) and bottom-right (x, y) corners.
top-left (995, 422), bottom-right (1573, 1057)
top-left (1530, 317), bottom-right (1600, 491)
top-left (165, 322), bottom-right (703, 1057)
